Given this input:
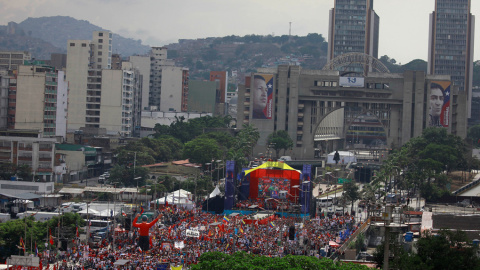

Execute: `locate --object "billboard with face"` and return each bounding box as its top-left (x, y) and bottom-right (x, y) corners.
top-left (251, 74), bottom-right (273, 119)
top-left (428, 81), bottom-right (450, 128)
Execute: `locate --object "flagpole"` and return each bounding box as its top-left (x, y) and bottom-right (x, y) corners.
top-left (24, 215), bottom-right (27, 256)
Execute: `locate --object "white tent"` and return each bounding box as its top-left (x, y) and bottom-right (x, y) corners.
top-left (208, 186), bottom-right (221, 198)
top-left (326, 151), bottom-right (357, 164)
top-left (77, 208), bottom-right (100, 215)
top-left (151, 194), bottom-right (195, 210)
top-left (167, 189), bottom-right (192, 199)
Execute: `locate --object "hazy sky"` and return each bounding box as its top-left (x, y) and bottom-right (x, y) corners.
top-left (1, 0), bottom-right (479, 64)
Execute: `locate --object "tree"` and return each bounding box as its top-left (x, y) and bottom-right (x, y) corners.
top-left (236, 124), bottom-right (260, 159)
top-left (373, 229), bottom-right (480, 270)
top-left (191, 251), bottom-right (371, 270)
top-left (467, 124), bottom-right (480, 148)
top-left (343, 181), bottom-right (360, 214)
top-left (109, 164), bottom-right (149, 188)
top-left (374, 127), bottom-right (468, 202)
top-left (183, 137), bottom-right (222, 165)
top-left (266, 130), bottom-right (294, 159)
top-left (0, 213), bottom-right (84, 261)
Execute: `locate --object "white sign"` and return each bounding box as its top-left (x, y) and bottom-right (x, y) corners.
top-left (339, 77), bottom-right (364, 87)
top-left (174, 241), bottom-right (185, 249)
top-left (186, 229), bottom-right (200, 238)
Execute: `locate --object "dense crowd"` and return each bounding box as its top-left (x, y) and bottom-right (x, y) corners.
top-left (42, 206), bottom-right (361, 270)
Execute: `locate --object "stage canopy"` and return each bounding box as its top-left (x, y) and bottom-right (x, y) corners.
top-left (244, 161), bottom-right (300, 176)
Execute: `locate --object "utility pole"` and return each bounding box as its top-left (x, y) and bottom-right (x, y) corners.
top-left (383, 205), bottom-right (393, 270)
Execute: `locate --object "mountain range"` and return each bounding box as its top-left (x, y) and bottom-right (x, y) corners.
top-left (0, 16), bottom-right (150, 59)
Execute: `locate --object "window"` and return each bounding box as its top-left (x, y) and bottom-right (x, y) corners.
top-left (98, 45), bottom-right (103, 49)
top-left (81, 43), bottom-right (87, 47)
top-left (70, 43), bottom-right (75, 47)
top-left (99, 32), bottom-right (103, 37)
top-left (97, 58), bottom-right (102, 63)
top-left (98, 39), bottom-right (103, 43)
top-left (98, 51), bottom-right (102, 56)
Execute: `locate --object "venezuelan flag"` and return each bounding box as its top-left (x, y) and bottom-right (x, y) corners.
top-left (269, 222), bottom-right (275, 228)
top-left (223, 216), bottom-right (229, 223)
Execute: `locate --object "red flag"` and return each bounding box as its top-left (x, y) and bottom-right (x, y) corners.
top-left (49, 229), bottom-right (54, 245)
top-left (76, 226), bottom-right (79, 237)
top-left (140, 206), bottom-right (144, 215)
top-left (165, 200), bottom-right (168, 207)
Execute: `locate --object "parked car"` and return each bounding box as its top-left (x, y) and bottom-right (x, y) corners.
top-left (104, 172), bottom-right (110, 179)
top-left (357, 251), bottom-right (375, 261)
top-left (98, 175), bottom-right (105, 183)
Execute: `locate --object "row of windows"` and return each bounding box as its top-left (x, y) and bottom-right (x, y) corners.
top-left (69, 43), bottom-right (88, 47)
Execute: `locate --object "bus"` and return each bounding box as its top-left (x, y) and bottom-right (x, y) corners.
top-left (84, 219), bottom-right (112, 234)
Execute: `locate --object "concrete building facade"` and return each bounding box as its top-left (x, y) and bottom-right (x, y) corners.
top-left (148, 47), bottom-right (189, 112)
top-left (237, 65), bottom-right (468, 159)
top-left (428, 0), bottom-right (475, 118)
top-left (0, 135), bottom-right (57, 181)
top-left (15, 65), bottom-right (68, 138)
top-left (0, 51), bottom-right (31, 71)
top-left (66, 31), bottom-right (112, 132)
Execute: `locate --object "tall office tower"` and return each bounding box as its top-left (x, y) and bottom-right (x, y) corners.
top-left (15, 64), bottom-right (68, 138)
top-left (428, 0), bottom-right (475, 118)
top-left (148, 47), bottom-right (189, 112)
top-left (327, 0), bottom-right (379, 62)
top-left (66, 31), bottom-right (113, 131)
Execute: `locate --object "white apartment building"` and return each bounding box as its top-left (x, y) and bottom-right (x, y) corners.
top-left (66, 31), bottom-right (140, 137)
top-left (148, 47), bottom-right (188, 112)
top-left (15, 65), bottom-right (68, 138)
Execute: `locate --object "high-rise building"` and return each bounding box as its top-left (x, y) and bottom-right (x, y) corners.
top-left (129, 55), bottom-right (151, 110)
top-left (66, 31), bottom-right (142, 136)
top-left (148, 47), bottom-right (188, 112)
top-left (327, 0), bottom-right (379, 62)
top-left (428, 0), bottom-right (475, 118)
top-left (15, 64), bottom-right (68, 138)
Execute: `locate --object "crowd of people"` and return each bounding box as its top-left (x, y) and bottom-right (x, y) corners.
top-left (38, 205), bottom-right (362, 270)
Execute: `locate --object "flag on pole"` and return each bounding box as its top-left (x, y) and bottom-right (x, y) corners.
top-left (20, 237), bottom-right (25, 253)
top-left (223, 216), bottom-right (229, 223)
top-left (49, 229), bottom-right (54, 245)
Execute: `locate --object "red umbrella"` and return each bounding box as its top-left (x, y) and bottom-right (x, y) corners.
top-left (329, 241), bottom-right (340, 248)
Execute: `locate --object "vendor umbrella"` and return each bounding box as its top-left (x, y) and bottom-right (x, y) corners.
top-left (329, 241), bottom-right (340, 248)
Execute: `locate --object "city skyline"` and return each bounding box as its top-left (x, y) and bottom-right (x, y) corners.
top-left (1, 0), bottom-right (479, 64)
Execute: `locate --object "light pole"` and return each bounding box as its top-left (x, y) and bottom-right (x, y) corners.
top-left (134, 176), bottom-right (141, 206)
top-left (145, 185), bottom-right (150, 209)
top-left (112, 182), bottom-right (119, 252)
